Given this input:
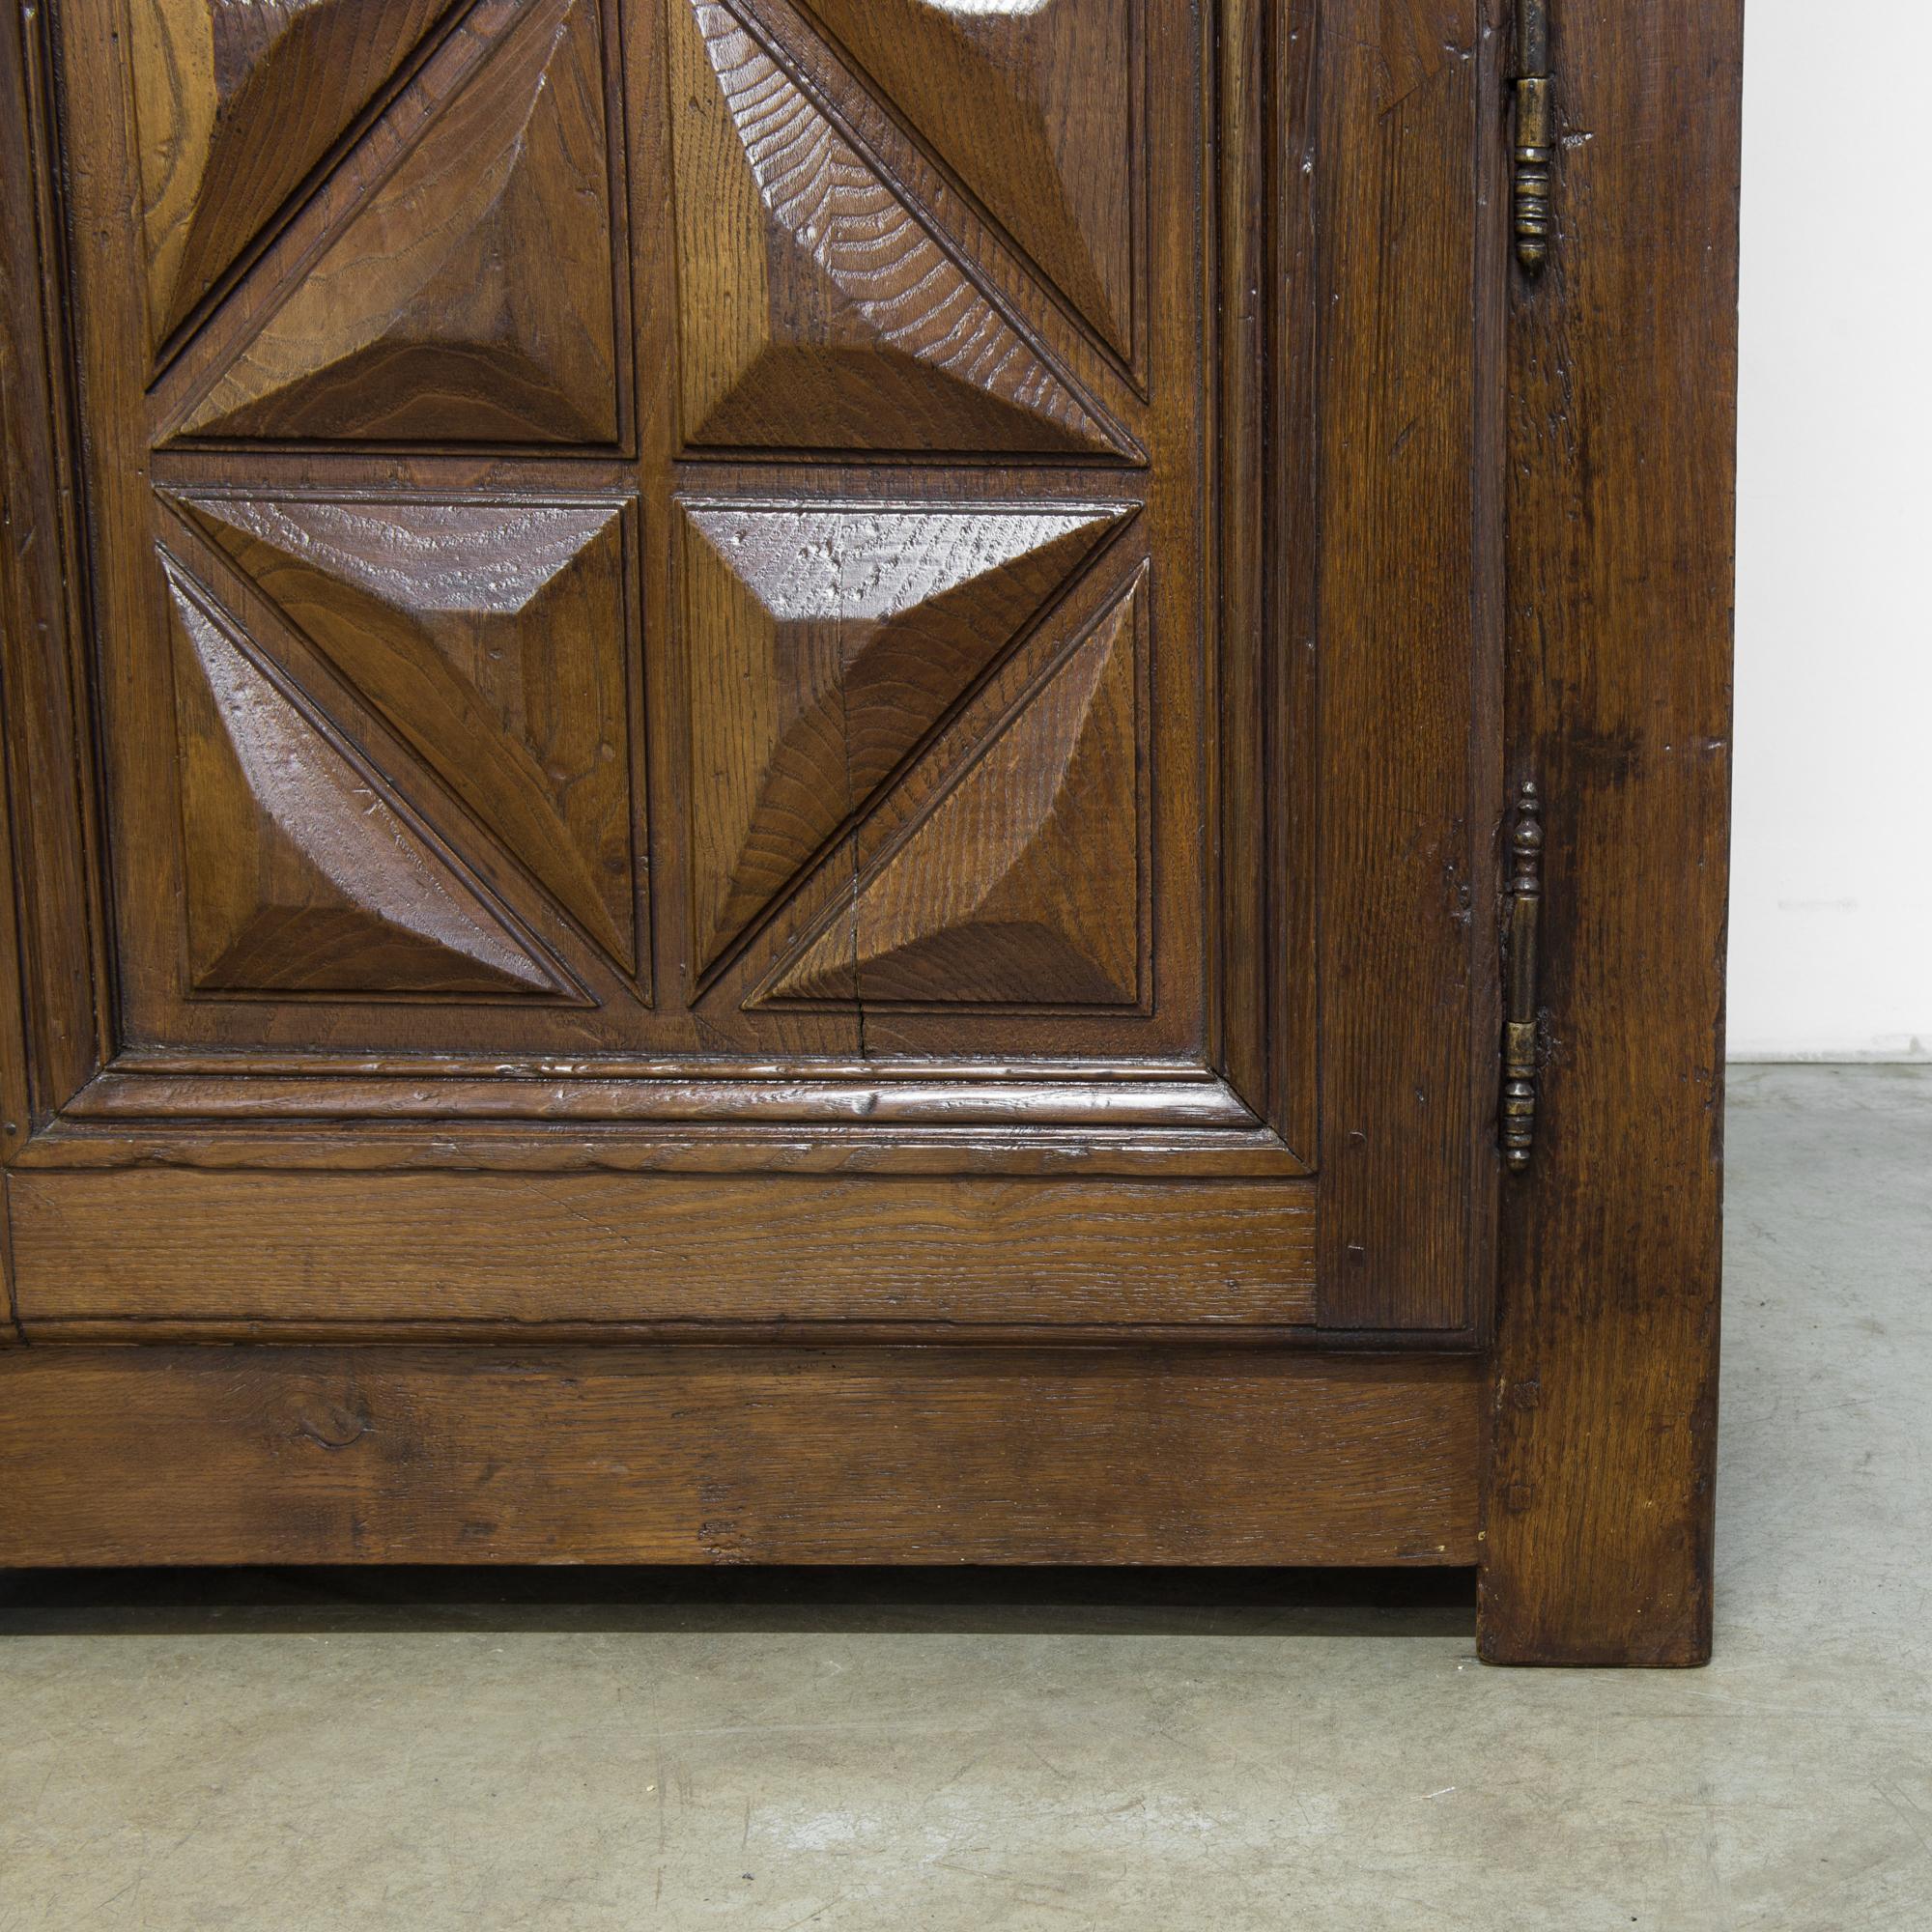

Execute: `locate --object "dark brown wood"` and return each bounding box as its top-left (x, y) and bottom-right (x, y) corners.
top-left (0, 1347), bottom-right (1484, 1567)
top-left (128, 0), bottom-right (461, 358)
top-left (172, 0), bottom-right (623, 443)
top-left (1311, 0), bottom-right (1505, 1333)
top-left (1479, 0), bottom-right (1743, 1664)
top-left (1214, 0), bottom-right (1315, 1161)
top-left (8, 0), bottom-right (1495, 1303)
top-left (0, 7), bottom-right (108, 1148)
top-left (0, 0), bottom-right (1740, 1661)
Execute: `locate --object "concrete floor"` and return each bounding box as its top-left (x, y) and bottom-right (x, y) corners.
top-left (2, 1064), bottom-right (1928, 1929)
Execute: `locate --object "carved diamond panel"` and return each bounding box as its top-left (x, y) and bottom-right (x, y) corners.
top-left (805, 0), bottom-right (1136, 358)
top-left (129, 0), bottom-right (455, 352)
top-left (176, 0), bottom-right (618, 442)
top-left (767, 567), bottom-right (1145, 1007)
top-left (172, 495), bottom-right (641, 972)
top-left (680, 500), bottom-right (1124, 975)
top-left (668, 0), bottom-right (1123, 454)
top-left (162, 557), bottom-right (568, 997)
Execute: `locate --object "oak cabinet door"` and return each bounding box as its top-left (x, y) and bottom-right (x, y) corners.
top-left (13, 0), bottom-right (1502, 1341)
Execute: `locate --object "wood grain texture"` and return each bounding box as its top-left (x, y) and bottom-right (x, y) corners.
top-left (128, 0), bottom-right (454, 352)
top-left (768, 569), bottom-right (1144, 1008)
top-left (803, 0), bottom-right (1138, 359)
top-left (174, 493), bottom-right (642, 971)
top-left (0, 0), bottom-right (1742, 1630)
top-left (0, 8), bottom-right (107, 1143)
top-left (7, 1171), bottom-right (1316, 1333)
top-left (47, 0), bottom-right (1216, 1074)
top-left (1312, 0), bottom-right (1504, 1332)
top-left (162, 556), bottom-right (569, 996)
top-left (677, 498), bottom-right (1125, 976)
top-left (176, 0), bottom-right (619, 442)
top-left (1211, 0), bottom-right (1317, 1161)
top-left (29, 1065), bottom-right (1305, 1179)
top-left (667, 0), bottom-right (1124, 454)
top-left (0, 1347), bottom-right (1481, 1566)
top-left (1478, 0), bottom-right (1742, 1666)
top-left (58, 1065), bottom-right (1263, 1126)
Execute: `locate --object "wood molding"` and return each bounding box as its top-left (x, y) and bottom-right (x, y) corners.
top-left (1213, 0), bottom-right (1316, 1163)
top-left (62, 1064), bottom-right (1260, 1125)
top-left (1478, 0), bottom-right (1743, 1666)
top-left (40, 1062), bottom-right (1312, 1177)
top-left (0, 4), bottom-right (107, 1151)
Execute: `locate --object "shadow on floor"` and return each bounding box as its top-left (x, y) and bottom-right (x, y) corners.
top-left (0, 1563), bottom-right (1477, 1640)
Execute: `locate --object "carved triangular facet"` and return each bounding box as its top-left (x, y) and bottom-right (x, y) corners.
top-left (669, 0), bottom-right (1125, 455)
top-left (163, 558), bottom-right (562, 996)
top-left (177, 0), bottom-right (617, 442)
top-left (681, 503), bottom-right (1125, 975)
top-left (767, 569), bottom-right (1144, 1007)
top-left (129, 0), bottom-right (453, 350)
top-left (805, 0), bottom-right (1135, 358)
top-left (173, 495), bottom-right (639, 970)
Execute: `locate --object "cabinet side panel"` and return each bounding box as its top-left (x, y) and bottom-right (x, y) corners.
top-left (1479, 0), bottom-right (1742, 1666)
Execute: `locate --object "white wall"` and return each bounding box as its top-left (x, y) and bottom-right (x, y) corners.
top-left (1728, 0), bottom-right (1932, 1059)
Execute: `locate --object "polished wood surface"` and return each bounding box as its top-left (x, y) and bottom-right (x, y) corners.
top-left (177, 493), bottom-right (642, 971)
top-left (0, 0), bottom-right (1741, 1661)
top-left (0, 1348), bottom-right (1484, 1568)
top-left (171, 0), bottom-right (622, 442)
top-left (673, 499), bottom-right (1129, 983)
top-left (27, 0), bottom-right (1456, 1310)
top-left (667, 0), bottom-right (1127, 455)
top-left (129, 0), bottom-right (457, 353)
top-left (0, 12), bottom-right (104, 1154)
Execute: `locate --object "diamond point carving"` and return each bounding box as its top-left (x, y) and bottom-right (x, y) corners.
top-left (669, 0), bottom-right (1127, 456)
top-left (679, 501), bottom-right (1129, 979)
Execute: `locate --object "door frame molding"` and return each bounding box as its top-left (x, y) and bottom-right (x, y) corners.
top-left (0, 1), bottom-right (109, 1183)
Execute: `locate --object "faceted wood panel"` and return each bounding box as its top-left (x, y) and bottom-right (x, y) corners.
top-left (162, 555), bottom-right (566, 998)
top-left (668, 0), bottom-right (1122, 455)
top-left (679, 500), bottom-right (1124, 975)
top-left (172, 494), bottom-right (640, 971)
top-left (768, 568), bottom-right (1144, 1008)
top-left (128, 0), bottom-right (453, 351)
top-left (804, 0), bottom-right (1136, 359)
top-left (176, 0), bottom-right (617, 443)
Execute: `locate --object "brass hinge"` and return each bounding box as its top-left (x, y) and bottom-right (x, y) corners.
top-left (1500, 780), bottom-right (1545, 1172)
top-left (1513, 0), bottom-right (1552, 273)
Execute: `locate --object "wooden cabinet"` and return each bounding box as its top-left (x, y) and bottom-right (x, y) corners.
top-left (0, 0), bottom-right (1742, 1664)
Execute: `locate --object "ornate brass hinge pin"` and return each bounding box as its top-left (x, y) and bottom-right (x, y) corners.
top-left (1500, 780), bottom-right (1544, 1171)
top-left (1513, 0), bottom-right (1552, 273)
